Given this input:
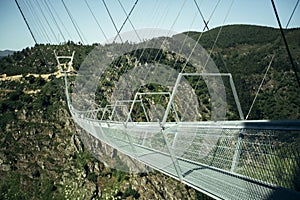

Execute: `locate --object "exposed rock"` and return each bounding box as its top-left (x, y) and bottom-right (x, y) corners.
top-left (1, 164), bottom-right (10, 172)
top-left (0, 71), bottom-right (199, 200)
top-left (72, 133), bottom-right (83, 152)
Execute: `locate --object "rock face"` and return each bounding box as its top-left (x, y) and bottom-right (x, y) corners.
top-left (77, 127), bottom-right (151, 174)
top-left (0, 76), bottom-right (202, 199)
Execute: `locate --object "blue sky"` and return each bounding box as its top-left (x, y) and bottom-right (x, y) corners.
top-left (0, 0), bottom-right (299, 51)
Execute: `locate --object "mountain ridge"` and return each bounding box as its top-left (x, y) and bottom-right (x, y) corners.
top-left (0, 50), bottom-right (14, 59)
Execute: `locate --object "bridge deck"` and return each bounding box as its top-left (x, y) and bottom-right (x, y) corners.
top-left (71, 112), bottom-right (300, 200)
top-left (107, 137), bottom-right (299, 200)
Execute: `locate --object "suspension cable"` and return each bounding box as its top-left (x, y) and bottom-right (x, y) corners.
top-left (48, 0), bottom-right (72, 40)
top-left (61, 0), bottom-right (87, 44)
top-left (187, 0), bottom-right (222, 68)
top-left (246, 55), bottom-right (275, 120)
top-left (84, 0), bottom-right (108, 42)
top-left (26, 0), bottom-right (51, 43)
top-left (43, 0), bottom-right (66, 43)
top-left (193, 0), bottom-right (230, 73)
top-left (113, 0), bottom-right (139, 42)
top-left (180, 0), bottom-right (233, 120)
top-left (35, 0), bottom-right (58, 43)
top-left (202, 0), bottom-right (234, 69)
top-left (117, 0), bottom-right (141, 42)
top-left (102, 0), bottom-right (123, 42)
top-left (271, 0), bottom-right (300, 89)
top-left (194, 0), bottom-right (222, 32)
top-left (286, 0), bottom-right (299, 28)
top-left (15, 0), bottom-right (38, 44)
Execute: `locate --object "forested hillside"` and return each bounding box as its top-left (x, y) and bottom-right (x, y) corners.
top-left (0, 25), bottom-right (299, 199)
top-left (186, 25), bottom-right (300, 119)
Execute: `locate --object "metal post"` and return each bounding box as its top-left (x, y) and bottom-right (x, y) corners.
top-left (126, 93), bottom-right (139, 125)
top-left (67, 51), bottom-right (75, 71)
top-left (110, 101), bottom-right (118, 121)
top-left (172, 131), bottom-right (178, 148)
top-left (162, 73), bottom-right (183, 125)
top-left (54, 50), bottom-right (62, 72)
top-left (101, 106), bottom-right (108, 120)
top-left (161, 127), bottom-right (183, 181)
top-left (140, 99), bottom-right (150, 122)
top-left (159, 74), bottom-right (184, 180)
top-left (229, 74), bottom-right (244, 120)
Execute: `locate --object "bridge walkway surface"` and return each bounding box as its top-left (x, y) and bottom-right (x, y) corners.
top-left (71, 111), bottom-right (300, 200)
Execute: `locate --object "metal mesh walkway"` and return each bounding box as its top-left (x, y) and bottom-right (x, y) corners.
top-left (70, 106), bottom-right (300, 199)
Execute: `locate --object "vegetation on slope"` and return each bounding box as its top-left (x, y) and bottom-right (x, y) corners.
top-left (186, 25), bottom-right (300, 120)
top-left (0, 24), bottom-right (300, 199)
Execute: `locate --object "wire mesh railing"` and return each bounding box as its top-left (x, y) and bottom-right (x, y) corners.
top-left (71, 105), bottom-right (300, 198)
top-left (162, 122), bottom-right (300, 190)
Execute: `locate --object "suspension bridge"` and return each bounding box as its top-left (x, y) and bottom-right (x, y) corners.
top-left (15, 0), bottom-right (300, 199)
top-left (64, 64), bottom-right (300, 200)
top-left (55, 41), bottom-right (300, 199)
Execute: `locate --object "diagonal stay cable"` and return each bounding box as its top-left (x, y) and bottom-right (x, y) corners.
top-left (113, 0), bottom-right (139, 43)
top-left (152, 0), bottom-right (188, 67)
top-left (194, 0), bottom-right (209, 31)
top-left (43, 0), bottom-right (66, 43)
top-left (271, 0), bottom-right (300, 89)
top-left (48, 0), bottom-right (72, 40)
top-left (102, 0), bottom-right (123, 43)
top-left (245, 55), bottom-right (275, 120)
top-left (117, 0), bottom-right (141, 42)
top-left (194, 0), bottom-right (221, 31)
top-left (203, 0), bottom-right (234, 69)
top-left (180, 0), bottom-right (231, 121)
top-left (246, 2), bottom-right (299, 119)
top-left (84, 0), bottom-right (108, 42)
top-left (105, 0), bottom-right (145, 105)
top-left (109, 0), bottom-right (188, 119)
top-left (25, 0), bottom-right (51, 43)
top-left (35, 0), bottom-right (58, 43)
top-left (144, 0), bottom-right (188, 82)
top-left (193, 0), bottom-right (230, 73)
top-left (117, 1), bottom-right (175, 104)
top-left (61, 0), bottom-right (87, 44)
top-left (15, 0), bottom-right (54, 69)
top-left (15, 0), bottom-right (38, 44)
top-left (149, 0), bottom-right (193, 122)
top-left (183, 0), bottom-right (222, 73)
top-left (93, 0), bottom-right (142, 107)
top-left (286, 0), bottom-right (299, 28)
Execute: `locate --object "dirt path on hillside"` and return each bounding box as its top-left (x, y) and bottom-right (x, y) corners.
top-left (0, 71), bottom-right (69, 81)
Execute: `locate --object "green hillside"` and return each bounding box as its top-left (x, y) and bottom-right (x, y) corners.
top-left (185, 25), bottom-right (300, 120)
top-left (0, 24), bottom-right (299, 199)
